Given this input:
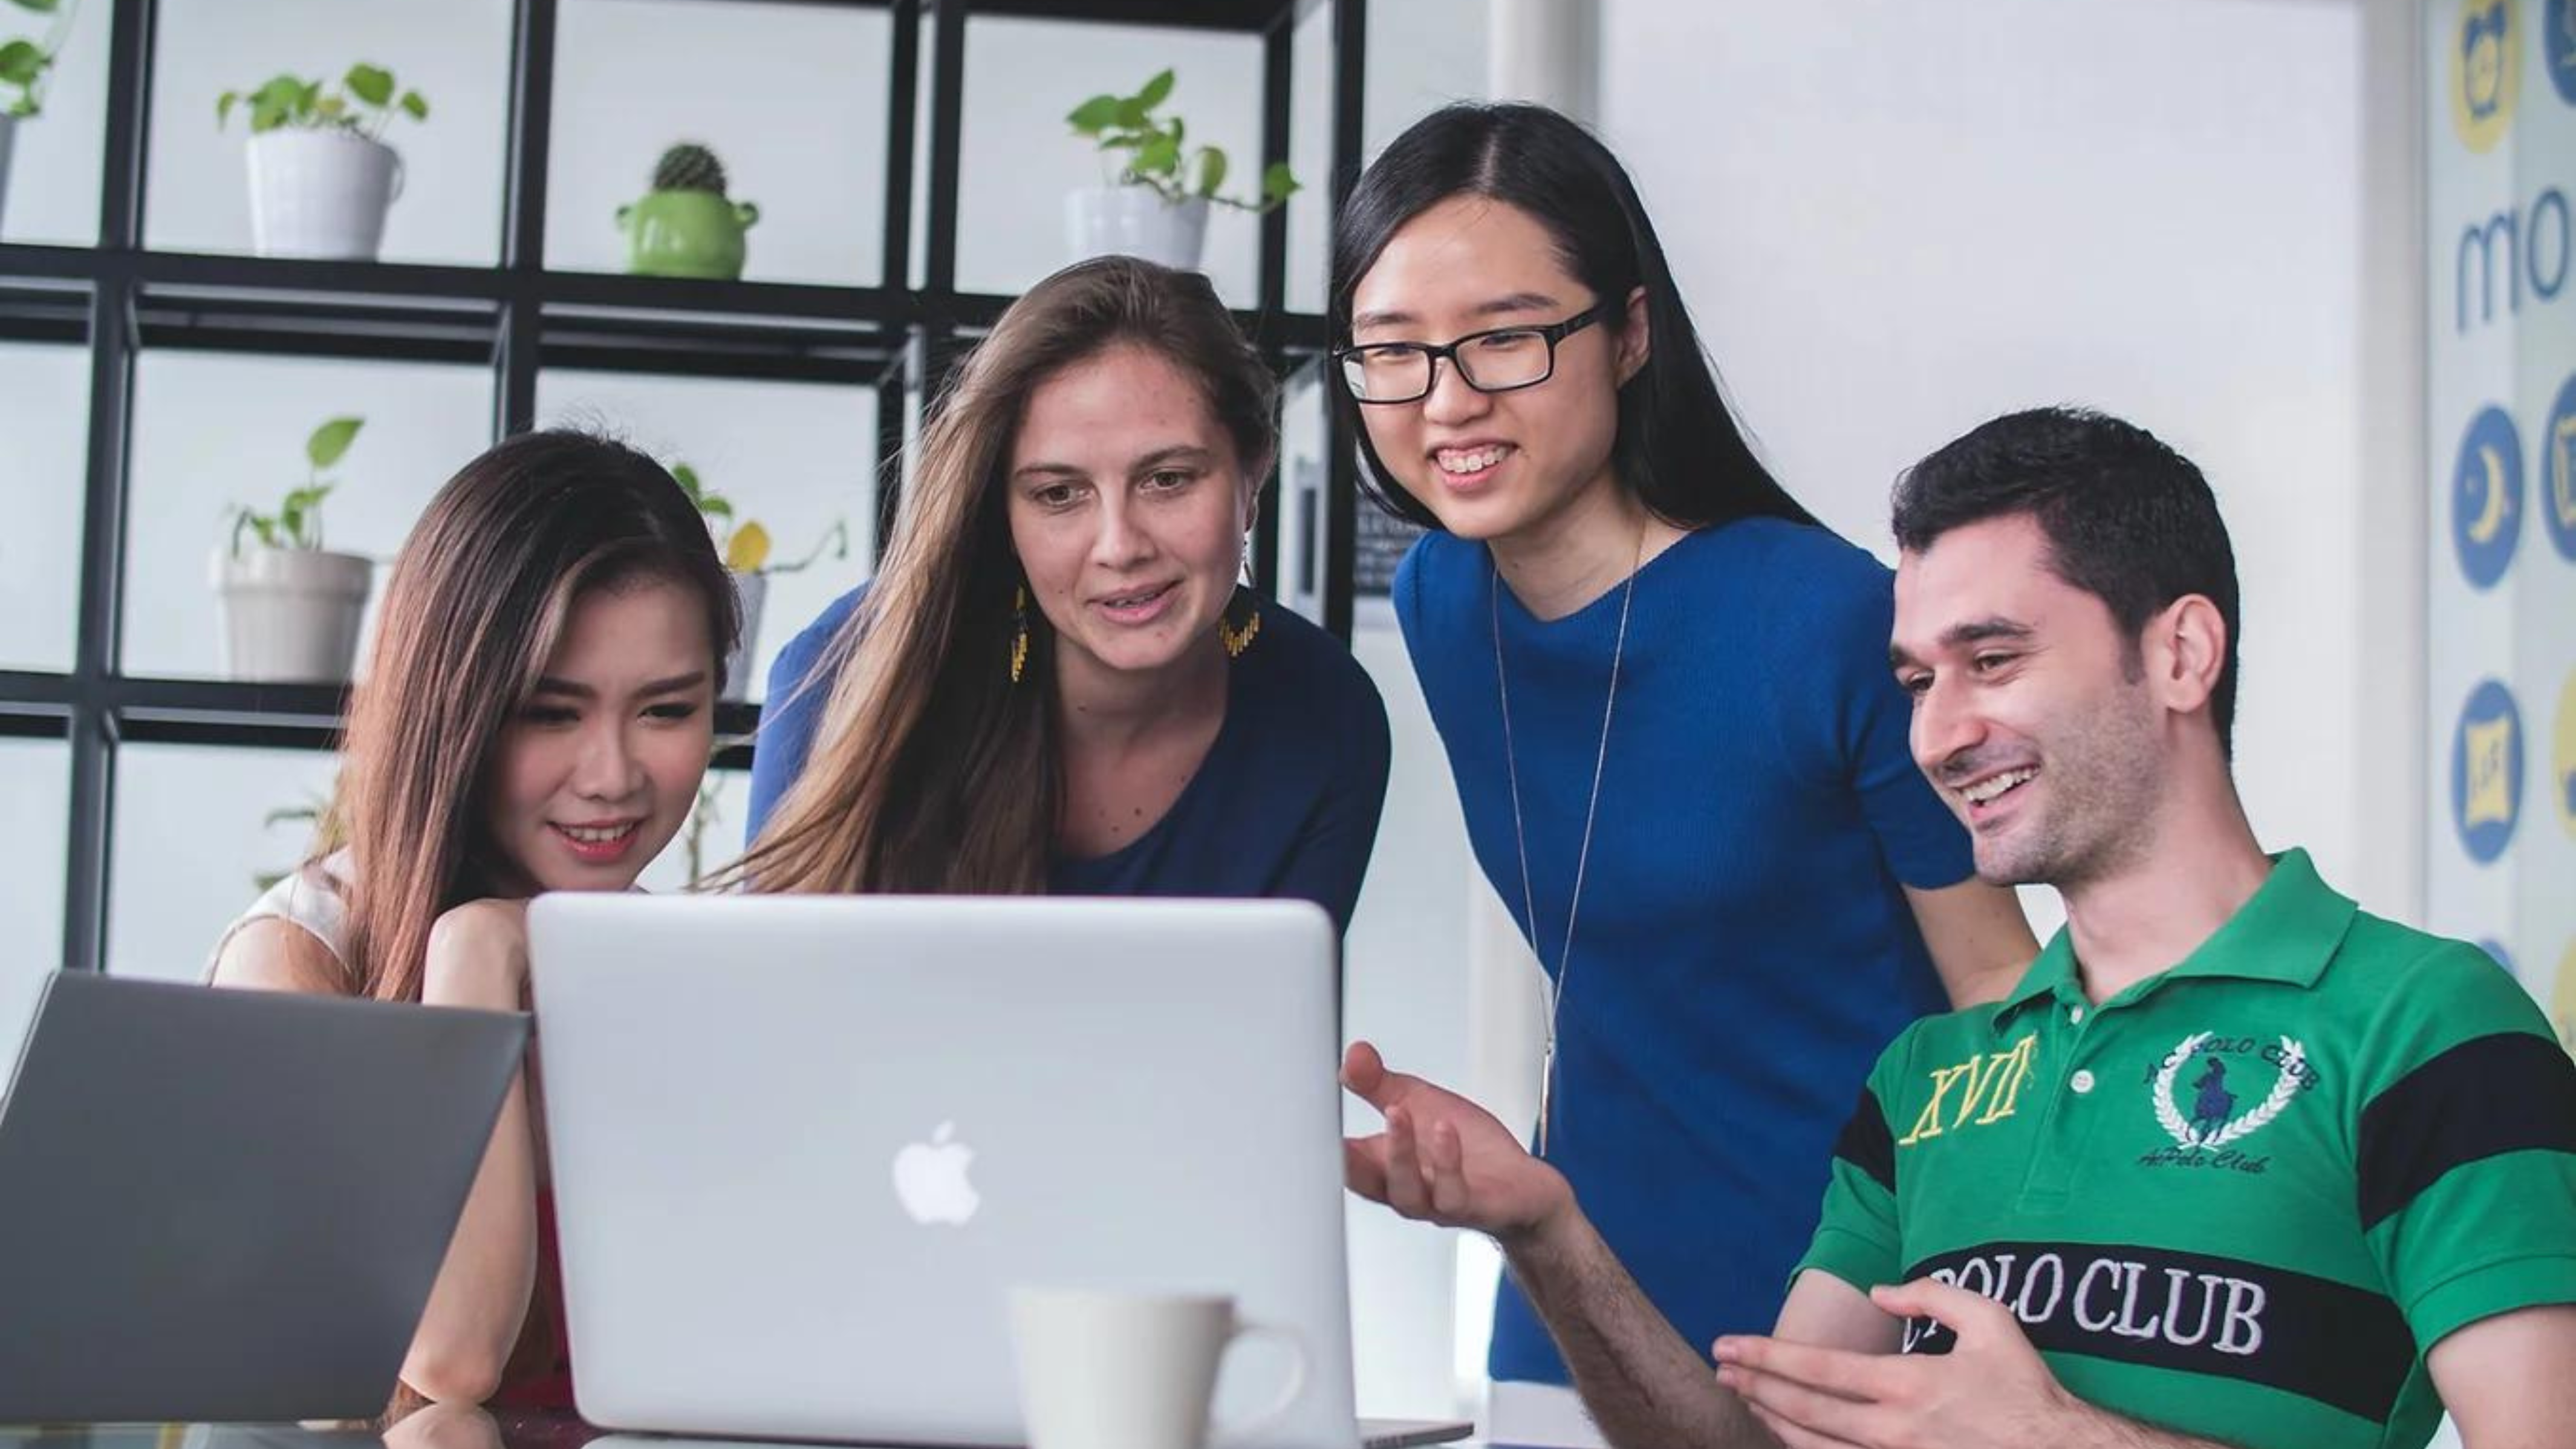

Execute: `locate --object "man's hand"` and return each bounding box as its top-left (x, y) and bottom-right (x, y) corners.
top-left (1714, 1278), bottom-right (2088, 1449)
top-left (1340, 1040), bottom-right (1573, 1245)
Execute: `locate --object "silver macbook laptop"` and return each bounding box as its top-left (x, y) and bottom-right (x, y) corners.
top-left (0, 971), bottom-right (529, 1424)
top-left (527, 894), bottom-right (1467, 1449)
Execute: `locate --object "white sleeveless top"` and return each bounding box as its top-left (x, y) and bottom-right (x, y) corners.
top-left (202, 850), bottom-right (354, 982)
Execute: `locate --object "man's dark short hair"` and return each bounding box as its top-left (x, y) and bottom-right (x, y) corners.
top-left (1890, 406), bottom-right (2242, 757)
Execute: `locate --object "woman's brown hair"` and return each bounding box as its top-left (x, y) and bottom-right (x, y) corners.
top-left (329, 429), bottom-right (738, 1003)
top-left (729, 256), bottom-right (1276, 896)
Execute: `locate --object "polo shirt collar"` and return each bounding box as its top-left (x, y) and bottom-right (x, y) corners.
top-left (1992, 848), bottom-right (2357, 1033)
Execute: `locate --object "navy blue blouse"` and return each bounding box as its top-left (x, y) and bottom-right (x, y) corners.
top-left (745, 587), bottom-right (1393, 934)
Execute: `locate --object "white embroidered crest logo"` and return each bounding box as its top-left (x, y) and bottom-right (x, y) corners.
top-left (2152, 1032), bottom-right (2308, 1150)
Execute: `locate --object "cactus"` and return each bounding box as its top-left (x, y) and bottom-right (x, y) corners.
top-left (652, 142), bottom-right (728, 197)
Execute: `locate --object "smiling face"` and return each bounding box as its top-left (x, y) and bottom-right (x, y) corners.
top-left (1890, 513), bottom-right (2166, 890)
top-left (1345, 194), bottom-right (1643, 544)
top-left (1005, 342), bottom-right (1258, 691)
top-left (484, 575), bottom-right (715, 891)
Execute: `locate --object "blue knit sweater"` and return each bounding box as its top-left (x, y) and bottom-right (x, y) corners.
top-left (1394, 518), bottom-right (1974, 1384)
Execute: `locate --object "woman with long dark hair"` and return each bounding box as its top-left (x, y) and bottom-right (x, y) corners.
top-left (737, 256), bottom-right (1390, 928)
top-left (208, 431), bottom-right (738, 1406)
top-left (1327, 104), bottom-right (2037, 1440)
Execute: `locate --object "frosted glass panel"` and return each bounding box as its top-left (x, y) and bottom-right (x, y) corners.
top-left (535, 369), bottom-right (878, 704)
top-left (121, 353), bottom-right (494, 680)
top-left (952, 18), bottom-right (1261, 303)
top-left (143, 0), bottom-right (511, 264)
top-left (108, 743), bottom-right (339, 984)
top-left (549, 0), bottom-right (890, 286)
top-left (0, 0), bottom-right (109, 246)
top-left (0, 343), bottom-right (88, 672)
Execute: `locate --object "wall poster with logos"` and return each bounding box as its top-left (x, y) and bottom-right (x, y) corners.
top-left (2427, 0), bottom-right (2576, 1049)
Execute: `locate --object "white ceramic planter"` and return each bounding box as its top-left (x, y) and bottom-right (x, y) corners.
top-left (723, 569), bottom-right (767, 703)
top-left (212, 547), bottom-right (374, 683)
top-left (247, 130), bottom-right (404, 261)
top-left (0, 115), bottom-right (16, 235)
top-left (1064, 187), bottom-right (1209, 272)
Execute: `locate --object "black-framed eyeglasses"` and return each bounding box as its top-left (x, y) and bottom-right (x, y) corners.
top-left (1331, 304), bottom-right (1605, 405)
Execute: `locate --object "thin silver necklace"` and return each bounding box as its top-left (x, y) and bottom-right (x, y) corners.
top-left (1492, 535), bottom-right (1639, 1158)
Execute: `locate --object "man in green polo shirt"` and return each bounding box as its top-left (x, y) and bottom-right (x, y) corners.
top-left (1342, 407), bottom-right (2576, 1449)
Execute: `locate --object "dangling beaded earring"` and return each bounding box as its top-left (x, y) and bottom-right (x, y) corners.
top-left (1218, 527), bottom-right (1261, 660)
top-left (1008, 585), bottom-right (1032, 685)
top-left (1217, 587), bottom-right (1261, 660)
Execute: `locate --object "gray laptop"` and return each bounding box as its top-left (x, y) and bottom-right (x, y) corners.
top-left (0, 971), bottom-right (529, 1424)
top-left (528, 894), bottom-right (1468, 1449)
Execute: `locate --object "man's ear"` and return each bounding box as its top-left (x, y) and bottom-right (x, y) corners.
top-left (2144, 594), bottom-right (2228, 720)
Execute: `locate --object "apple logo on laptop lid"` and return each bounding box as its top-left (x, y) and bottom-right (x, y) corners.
top-left (893, 1121), bottom-right (980, 1225)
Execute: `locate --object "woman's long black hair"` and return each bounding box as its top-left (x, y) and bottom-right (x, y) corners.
top-left (1329, 102), bottom-right (1817, 533)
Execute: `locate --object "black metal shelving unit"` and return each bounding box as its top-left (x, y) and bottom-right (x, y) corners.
top-left (1, 0), bottom-right (1370, 974)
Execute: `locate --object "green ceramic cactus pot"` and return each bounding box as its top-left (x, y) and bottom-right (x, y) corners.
top-left (618, 188), bottom-right (759, 281)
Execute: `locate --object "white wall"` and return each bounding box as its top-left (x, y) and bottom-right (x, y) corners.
top-left (1594, 5), bottom-right (2448, 1440)
top-left (1599, 0), bottom-right (2425, 928)
top-left (1330, 0), bottom-right (1495, 1419)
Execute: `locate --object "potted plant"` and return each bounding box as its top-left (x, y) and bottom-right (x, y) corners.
top-left (1064, 68), bottom-right (1298, 273)
top-left (217, 63), bottom-right (428, 261)
top-left (673, 461), bottom-right (847, 702)
top-left (0, 0), bottom-right (78, 232)
top-left (619, 142), bottom-right (760, 281)
top-left (212, 416), bottom-right (374, 683)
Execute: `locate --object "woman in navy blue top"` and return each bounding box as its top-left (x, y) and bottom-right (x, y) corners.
top-left (734, 257), bottom-right (1390, 934)
top-left (1327, 105), bottom-right (2040, 1427)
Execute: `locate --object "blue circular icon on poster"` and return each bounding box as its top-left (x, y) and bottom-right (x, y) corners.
top-left (2551, 0), bottom-right (2576, 102)
top-left (2479, 938), bottom-right (2517, 973)
top-left (2453, 406), bottom-right (2525, 589)
top-left (2548, 370), bottom-right (2576, 561)
top-left (2452, 679), bottom-right (2525, 863)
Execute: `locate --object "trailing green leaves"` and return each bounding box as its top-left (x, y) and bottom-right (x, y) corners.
top-left (217, 62), bottom-right (429, 143)
top-left (305, 415), bottom-right (362, 469)
top-left (1258, 161), bottom-right (1298, 210)
top-left (669, 459), bottom-right (847, 577)
top-left (0, 41), bottom-right (42, 90)
top-left (343, 63), bottom-right (392, 108)
top-left (1065, 68), bottom-right (1300, 214)
top-left (0, 0), bottom-right (74, 119)
top-left (229, 417), bottom-right (363, 558)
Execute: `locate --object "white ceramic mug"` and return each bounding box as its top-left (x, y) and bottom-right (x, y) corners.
top-left (1010, 1287), bottom-right (1309, 1449)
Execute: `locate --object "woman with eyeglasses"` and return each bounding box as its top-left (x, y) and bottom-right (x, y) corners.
top-left (1326, 104), bottom-right (2038, 1444)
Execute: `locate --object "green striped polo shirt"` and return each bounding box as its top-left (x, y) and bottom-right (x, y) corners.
top-left (1795, 849), bottom-right (2576, 1448)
